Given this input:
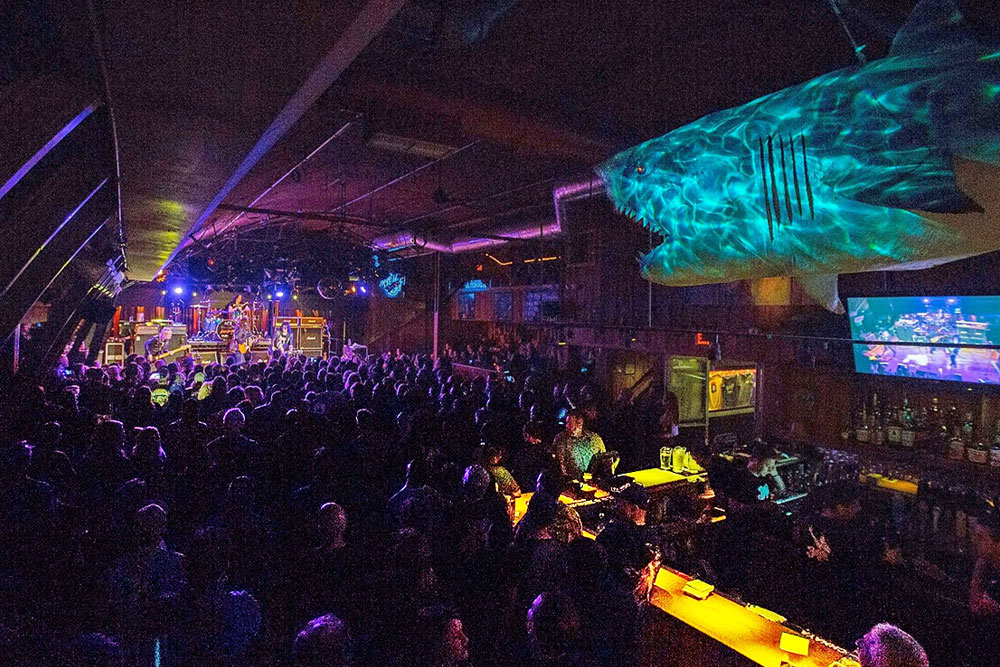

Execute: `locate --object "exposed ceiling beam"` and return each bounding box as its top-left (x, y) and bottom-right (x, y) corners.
top-left (215, 203), bottom-right (386, 227)
top-left (160, 0), bottom-right (408, 273)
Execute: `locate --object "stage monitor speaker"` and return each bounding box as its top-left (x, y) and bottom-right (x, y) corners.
top-left (103, 341), bottom-right (125, 366)
top-left (190, 343), bottom-right (223, 365)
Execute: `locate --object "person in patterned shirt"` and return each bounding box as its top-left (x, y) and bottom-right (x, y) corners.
top-left (553, 410), bottom-right (605, 481)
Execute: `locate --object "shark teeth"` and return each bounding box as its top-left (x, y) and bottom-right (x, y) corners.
top-left (614, 203), bottom-right (659, 235)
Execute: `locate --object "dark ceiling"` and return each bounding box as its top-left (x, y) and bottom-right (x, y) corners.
top-left (7, 0), bottom-right (995, 284)
top-left (166, 0), bottom-right (922, 275)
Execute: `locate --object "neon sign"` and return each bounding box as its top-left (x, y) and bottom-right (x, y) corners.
top-left (462, 279), bottom-right (489, 292)
top-left (379, 272), bottom-right (406, 298)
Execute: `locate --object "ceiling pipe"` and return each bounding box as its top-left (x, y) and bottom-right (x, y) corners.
top-left (553, 174), bottom-right (604, 233)
top-left (371, 216), bottom-right (558, 254)
top-left (370, 174), bottom-right (603, 254)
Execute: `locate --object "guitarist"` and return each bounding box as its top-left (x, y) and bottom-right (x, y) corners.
top-left (144, 327), bottom-right (173, 361)
top-left (271, 321), bottom-right (294, 357)
top-left (230, 318), bottom-right (258, 364)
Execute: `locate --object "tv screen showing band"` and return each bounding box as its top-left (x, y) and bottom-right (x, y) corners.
top-left (848, 296), bottom-right (1000, 384)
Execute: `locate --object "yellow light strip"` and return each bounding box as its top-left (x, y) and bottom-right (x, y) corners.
top-left (486, 253), bottom-right (561, 266)
top-left (485, 253), bottom-right (513, 266)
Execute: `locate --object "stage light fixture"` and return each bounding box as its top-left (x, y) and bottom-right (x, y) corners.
top-left (192, 292), bottom-right (198, 297)
top-left (161, 290), bottom-right (167, 295)
top-left (275, 290), bottom-right (285, 298)
top-left (266, 294), bottom-right (273, 301)
top-left (359, 285), bottom-right (367, 294)
top-left (292, 294), bottom-right (299, 301)
top-left (173, 286), bottom-right (184, 295)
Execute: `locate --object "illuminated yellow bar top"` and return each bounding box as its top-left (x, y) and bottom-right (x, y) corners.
top-left (623, 467), bottom-right (706, 489)
top-left (860, 472), bottom-right (919, 495)
top-left (511, 480), bottom-right (850, 667)
top-left (650, 567), bottom-right (846, 667)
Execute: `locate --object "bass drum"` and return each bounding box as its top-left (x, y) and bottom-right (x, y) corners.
top-left (216, 319), bottom-right (236, 342)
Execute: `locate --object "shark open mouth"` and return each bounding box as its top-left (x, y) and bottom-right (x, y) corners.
top-left (611, 200), bottom-right (671, 241)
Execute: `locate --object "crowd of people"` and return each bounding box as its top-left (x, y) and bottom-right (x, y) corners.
top-left (0, 341), bottom-right (952, 666)
top-left (0, 345), bottom-right (669, 666)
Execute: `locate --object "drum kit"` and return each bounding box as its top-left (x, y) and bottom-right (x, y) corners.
top-left (189, 298), bottom-right (262, 342)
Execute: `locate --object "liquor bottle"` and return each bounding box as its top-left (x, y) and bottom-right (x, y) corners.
top-left (900, 397), bottom-right (916, 449)
top-left (855, 401), bottom-right (870, 444)
top-left (962, 411), bottom-right (975, 444)
top-left (991, 443), bottom-right (1000, 468)
top-left (947, 426), bottom-right (966, 461)
top-left (992, 420), bottom-right (1000, 468)
top-left (968, 440), bottom-right (989, 465)
top-left (915, 406), bottom-right (930, 450)
top-left (887, 402), bottom-right (902, 447)
top-left (871, 396), bottom-right (886, 447)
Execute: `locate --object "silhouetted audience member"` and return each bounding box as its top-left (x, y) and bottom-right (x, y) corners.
top-left (293, 614), bottom-right (350, 667)
top-left (856, 623), bottom-right (928, 667)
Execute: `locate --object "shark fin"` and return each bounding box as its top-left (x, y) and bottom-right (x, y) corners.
top-left (796, 274), bottom-right (844, 314)
top-left (889, 0), bottom-right (977, 58)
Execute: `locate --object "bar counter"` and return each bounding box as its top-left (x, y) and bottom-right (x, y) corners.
top-left (512, 469), bottom-right (856, 667)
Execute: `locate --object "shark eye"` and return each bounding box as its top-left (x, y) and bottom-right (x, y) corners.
top-left (635, 165), bottom-right (646, 175)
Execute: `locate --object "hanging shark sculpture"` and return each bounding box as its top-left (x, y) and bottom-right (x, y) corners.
top-left (597, 0), bottom-right (1000, 312)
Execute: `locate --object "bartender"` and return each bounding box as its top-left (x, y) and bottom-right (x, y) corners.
top-left (553, 410), bottom-right (606, 480)
top-left (747, 440), bottom-right (786, 499)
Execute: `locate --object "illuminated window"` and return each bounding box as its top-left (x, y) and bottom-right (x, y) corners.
top-left (494, 291), bottom-right (513, 322)
top-left (457, 292), bottom-right (476, 320)
top-left (525, 288), bottom-right (559, 322)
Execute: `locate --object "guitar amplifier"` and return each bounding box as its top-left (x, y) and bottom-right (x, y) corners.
top-left (275, 317), bottom-right (325, 355)
top-left (103, 340), bottom-right (126, 366)
top-left (298, 325), bottom-right (324, 355)
top-left (133, 324), bottom-right (188, 356)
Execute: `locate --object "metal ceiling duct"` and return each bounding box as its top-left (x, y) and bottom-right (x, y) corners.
top-left (371, 217), bottom-right (559, 254)
top-left (370, 174), bottom-right (602, 254)
top-left (553, 174), bottom-right (604, 233)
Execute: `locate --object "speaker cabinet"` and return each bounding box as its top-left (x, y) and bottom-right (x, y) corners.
top-left (274, 317), bottom-right (326, 356)
top-left (298, 326), bottom-right (324, 355)
top-left (103, 340), bottom-right (125, 365)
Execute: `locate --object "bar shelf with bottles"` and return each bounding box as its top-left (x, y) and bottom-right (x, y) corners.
top-left (841, 389), bottom-right (1000, 492)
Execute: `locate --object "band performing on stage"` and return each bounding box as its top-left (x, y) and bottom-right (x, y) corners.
top-left (125, 293), bottom-right (330, 363)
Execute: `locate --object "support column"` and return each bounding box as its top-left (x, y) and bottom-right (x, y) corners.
top-left (432, 251), bottom-right (440, 362)
top-left (13, 324), bottom-right (20, 374)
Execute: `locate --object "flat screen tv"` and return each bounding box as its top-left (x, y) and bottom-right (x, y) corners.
top-left (847, 296), bottom-right (1000, 384)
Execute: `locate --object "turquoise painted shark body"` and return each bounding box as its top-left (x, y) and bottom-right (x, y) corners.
top-left (598, 0), bottom-right (1000, 309)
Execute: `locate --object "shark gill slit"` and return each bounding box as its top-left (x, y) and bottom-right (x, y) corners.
top-left (767, 136), bottom-right (781, 226)
top-left (779, 136), bottom-right (793, 221)
top-left (789, 134), bottom-right (802, 217)
top-left (801, 135), bottom-right (814, 220)
top-left (758, 137), bottom-right (774, 240)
